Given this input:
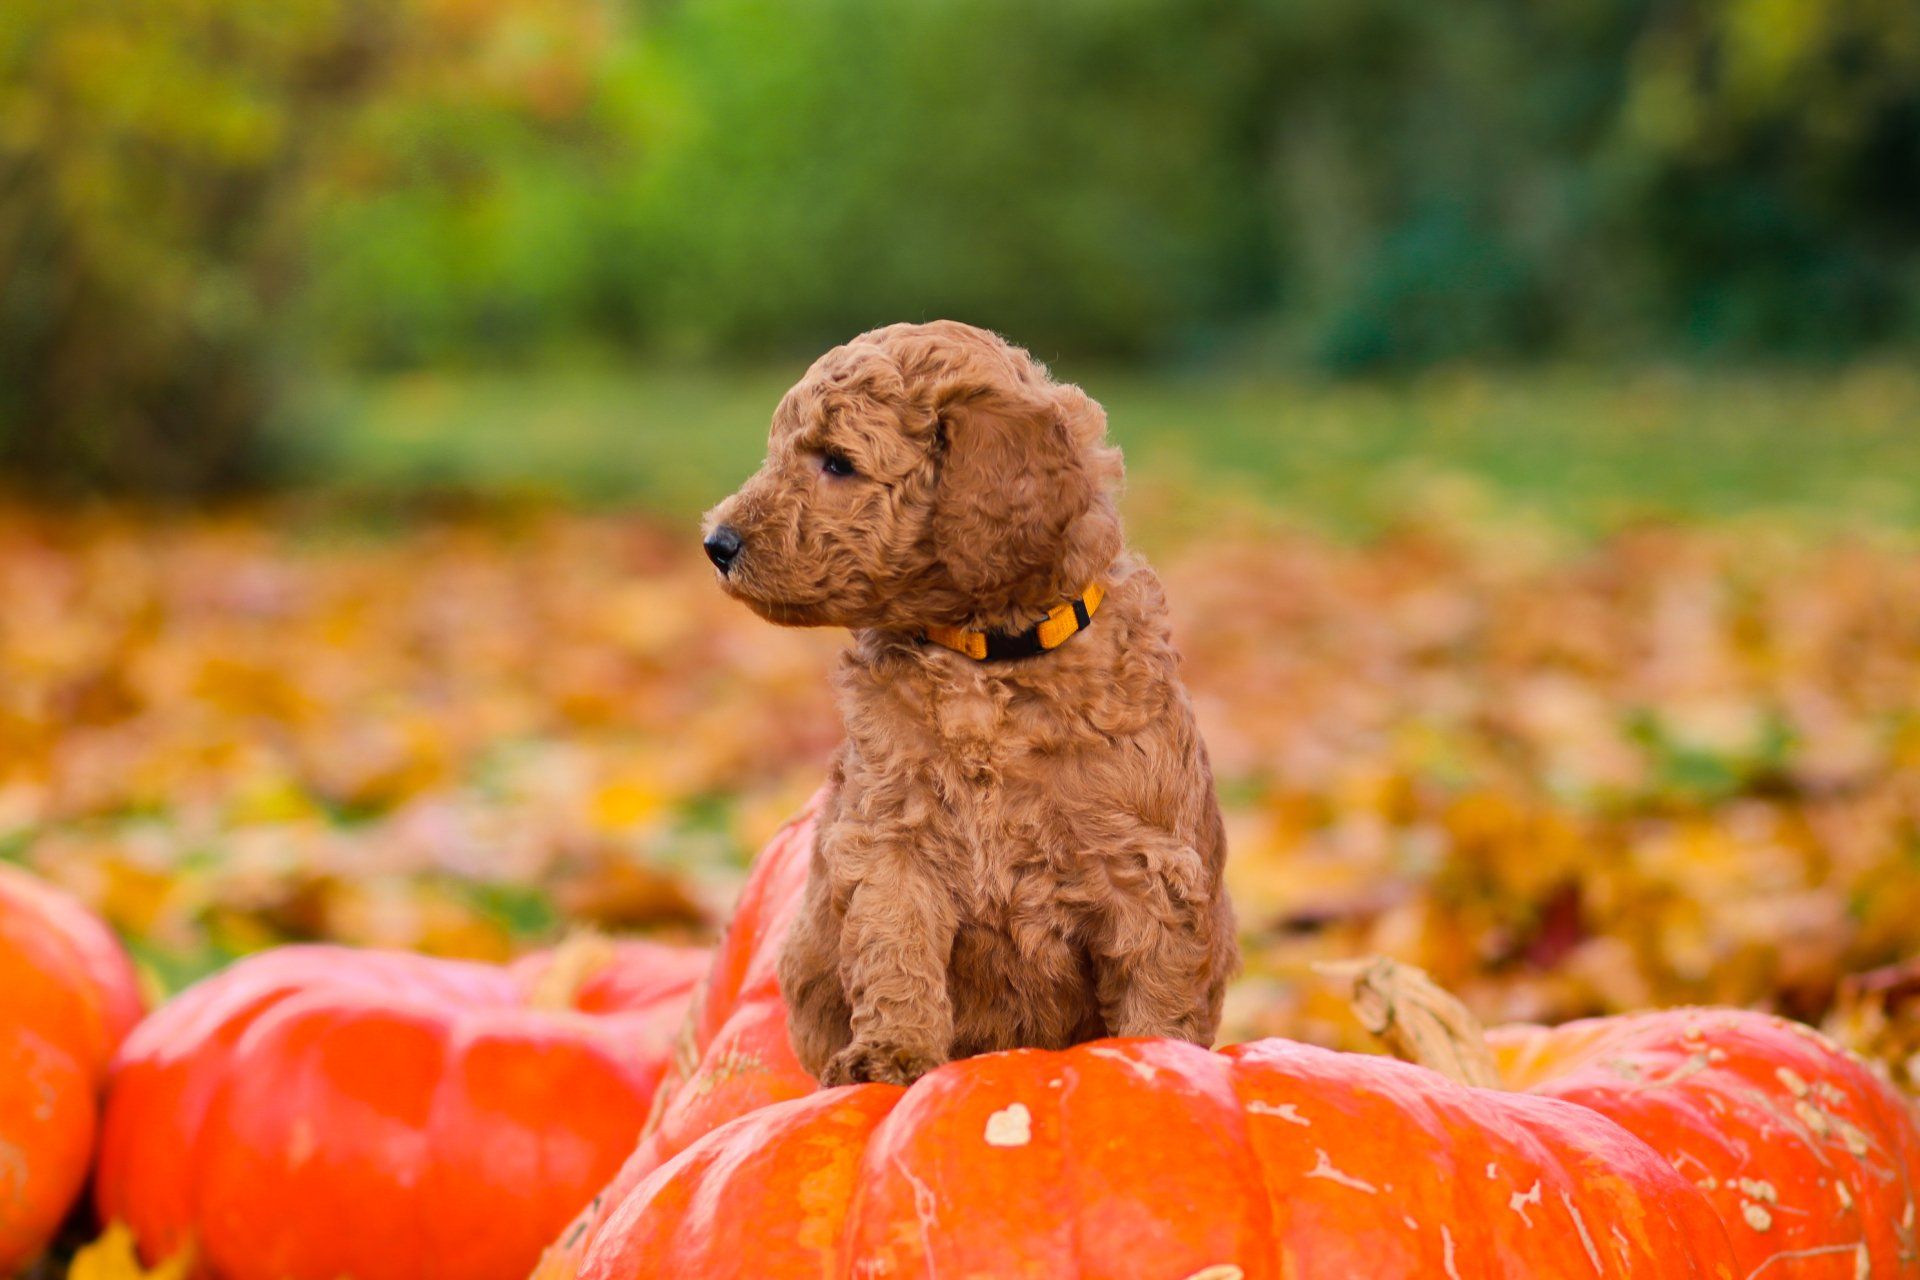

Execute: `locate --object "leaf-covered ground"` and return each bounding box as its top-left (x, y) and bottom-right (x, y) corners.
top-left (4, 501), bottom-right (1919, 1087)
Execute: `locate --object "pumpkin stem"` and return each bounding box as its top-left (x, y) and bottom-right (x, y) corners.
top-left (1314, 957), bottom-right (1501, 1089)
top-left (527, 931), bottom-right (617, 1011)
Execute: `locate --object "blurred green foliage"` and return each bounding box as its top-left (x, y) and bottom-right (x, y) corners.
top-left (608, 0), bottom-right (1277, 358)
top-left (0, 0), bottom-right (630, 491)
top-left (3, 0), bottom-right (1918, 490)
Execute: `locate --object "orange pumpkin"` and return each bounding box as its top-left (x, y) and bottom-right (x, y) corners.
top-left (544, 800), bottom-right (1920, 1279)
top-left (554, 1035), bottom-right (1748, 1277)
top-left (0, 863), bottom-right (144, 1273)
top-left (624, 794), bottom-right (821, 1172)
top-left (1493, 1009), bottom-right (1920, 1277)
top-left (96, 938), bottom-right (707, 1280)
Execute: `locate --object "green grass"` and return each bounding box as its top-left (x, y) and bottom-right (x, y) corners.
top-left (281, 360), bottom-right (1920, 535)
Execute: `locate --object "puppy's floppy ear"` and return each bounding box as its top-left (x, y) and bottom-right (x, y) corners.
top-left (929, 384), bottom-right (1094, 605)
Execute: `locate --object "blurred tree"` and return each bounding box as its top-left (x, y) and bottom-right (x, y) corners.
top-left (1259, 0), bottom-right (1920, 365)
top-left (594, 0), bottom-right (1920, 365)
top-left (0, 0), bottom-right (629, 493)
top-left (606, 0), bottom-right (1280, 359)
top-left (1255, 0), bottom-right (1606, 367)
top-left (1609, 0), bottom-right (1920, 353)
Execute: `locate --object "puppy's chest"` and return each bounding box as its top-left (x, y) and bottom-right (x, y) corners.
top-left (907, 674), bottom-right (1078, 781)
top-left (841, 660), bottom-right (1110, 912)
top-left (916, 759), bottom-right (1087, 940)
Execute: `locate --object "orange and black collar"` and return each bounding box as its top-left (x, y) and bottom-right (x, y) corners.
top-left (921, 583), bottom-right (1106, 662)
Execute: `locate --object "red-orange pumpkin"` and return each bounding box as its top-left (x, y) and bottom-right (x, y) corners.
top-left (621, 794), bottom-right (822, 1173)
top-left (0, 863), bottom-right (144, 1273)
top-left (96, 938), bottom-right (707, 1280)
top-left (562, 1035), bottom-right (1745, 1278)
top-left (1493, 1010), bottom-right (1920, 1277)
top-left (543, 798), bottom-right (1920, 1279)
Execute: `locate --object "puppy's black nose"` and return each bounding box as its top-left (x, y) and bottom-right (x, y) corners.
top-left (703, 524), bottom-right (743, 573)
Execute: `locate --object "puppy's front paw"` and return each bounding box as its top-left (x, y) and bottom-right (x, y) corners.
top-left (822, 1039), bottom-right (944, 1087)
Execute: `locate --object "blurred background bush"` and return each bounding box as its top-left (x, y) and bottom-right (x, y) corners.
top-left (5, 0), bottom-right (1917, 493)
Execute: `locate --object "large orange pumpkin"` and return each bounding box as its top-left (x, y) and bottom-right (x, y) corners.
top-left (564, 1035), bottom-right (1745, 1278)
top-left (96, 938), bottom-right (708, 1280)
top-left (0, 862), bottom-right (144, 1273)
top-left (544, 799), bottom-right (1920, 1279)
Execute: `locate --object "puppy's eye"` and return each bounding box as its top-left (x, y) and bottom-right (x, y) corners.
top-left (821, 451), bottom-right (858, 478)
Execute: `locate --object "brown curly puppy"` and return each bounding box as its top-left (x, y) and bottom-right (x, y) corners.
top-left (702, 320), bottom-right (1235, 1086)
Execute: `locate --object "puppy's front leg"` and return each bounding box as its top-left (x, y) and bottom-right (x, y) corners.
top-left (1092, 840), bottom-right (1224, 1045)
top-left (778, 870), bottom-right (856, 1078)
top-left (823, 858), bottom-right (956, 1087)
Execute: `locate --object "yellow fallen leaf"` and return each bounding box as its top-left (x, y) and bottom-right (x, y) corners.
top-left (589, 778), bottom-right (665, 831)
top-left (68, 1223), bottom-right (192, 1280)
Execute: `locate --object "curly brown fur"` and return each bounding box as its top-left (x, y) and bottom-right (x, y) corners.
top-left (704, 320), bottom-right (1236, 1087)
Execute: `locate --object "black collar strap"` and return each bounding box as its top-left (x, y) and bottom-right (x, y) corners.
top-left (921, 583), bottom-right (1106, 662)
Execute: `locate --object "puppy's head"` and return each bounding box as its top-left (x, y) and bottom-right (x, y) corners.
top-left (703, 321), bottom-right (1123, 632)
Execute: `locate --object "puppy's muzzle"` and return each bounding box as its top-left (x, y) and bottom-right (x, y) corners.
top-left (704, 523), bottom-right (743, 574)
